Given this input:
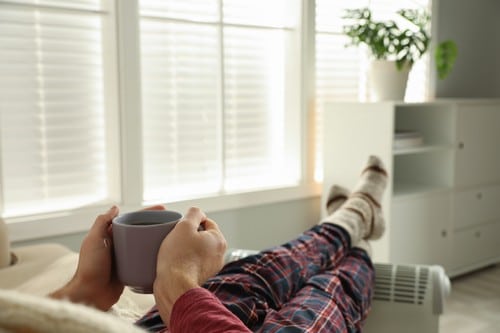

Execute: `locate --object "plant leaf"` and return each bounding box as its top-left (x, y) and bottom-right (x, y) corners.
top-left (435, 40), bottom-right (458, 79)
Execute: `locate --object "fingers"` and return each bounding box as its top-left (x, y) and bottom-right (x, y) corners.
top-left (90, 206), bottom-right (119, 238)
top-left (202, 218), bottom-right (221, 232)
top-left (179, 207), bottom-right (207, 231)
top-left (203, 218), bottom-right (227, 252)
top-left (175, 207), bottom-right (224, 239)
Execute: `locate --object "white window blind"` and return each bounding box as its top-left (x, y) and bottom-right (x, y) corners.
top-left (314, 0), bottom-right (431, 181)
top-left (139, 0), bottom-right (301, 203)
top-left (0, 0), bottom-right (116, 217)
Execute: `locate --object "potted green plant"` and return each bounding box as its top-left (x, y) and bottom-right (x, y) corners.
top-left (343, 7), bottom-right (458, 101)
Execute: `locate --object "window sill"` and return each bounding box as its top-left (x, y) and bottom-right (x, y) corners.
top-left (6, 182), bottom-right (321, 242)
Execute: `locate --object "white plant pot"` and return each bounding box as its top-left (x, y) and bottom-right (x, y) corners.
top-left (369, 60), bottom-right (411, 101)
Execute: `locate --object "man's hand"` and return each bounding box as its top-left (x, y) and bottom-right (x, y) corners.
top-left (50, 205), bottom-right (165, 311)
top-left (153, 207), bottom-right (227, 326)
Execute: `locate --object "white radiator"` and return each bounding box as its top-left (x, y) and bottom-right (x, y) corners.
top-left (364, 263), bottom-right (451, 333)
top-left (225, 249), bottom-right (451, 333)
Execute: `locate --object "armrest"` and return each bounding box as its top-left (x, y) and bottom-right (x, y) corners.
top-left (0, 244), bottom-right (73, 290)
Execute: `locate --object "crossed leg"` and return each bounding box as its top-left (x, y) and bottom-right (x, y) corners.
top-left (205, 155), bottom-right (387, 331)
top-left (205, 224), bottom-right (374, 332)
top-left (255, 249), bottom-right (373, 333)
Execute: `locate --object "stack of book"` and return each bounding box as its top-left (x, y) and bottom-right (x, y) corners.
top-left (394, 130), bottom-right (423, 149)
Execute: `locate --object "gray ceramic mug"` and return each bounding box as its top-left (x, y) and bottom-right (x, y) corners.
top-left (112, 210), bottom-right (183, 293)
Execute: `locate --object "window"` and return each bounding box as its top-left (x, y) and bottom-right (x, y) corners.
top-left (314, 0), bottom-right (431, 181)
top-left (139, 0), bottom-right (302, 203)
top-left (0, 0), bottom-right (118, 217)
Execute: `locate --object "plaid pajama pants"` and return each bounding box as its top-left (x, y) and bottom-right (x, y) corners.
top-left (135, 223), bottom-right (374, 333)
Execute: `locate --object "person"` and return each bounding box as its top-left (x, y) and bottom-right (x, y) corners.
top-left (50, 155), bottom-right (387, 333)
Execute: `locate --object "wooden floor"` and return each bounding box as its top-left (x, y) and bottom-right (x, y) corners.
top-left (440, 264), bottom-right (500, 333)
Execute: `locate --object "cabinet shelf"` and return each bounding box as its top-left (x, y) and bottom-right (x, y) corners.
top-left (393, 144), bottom-right (453, 156)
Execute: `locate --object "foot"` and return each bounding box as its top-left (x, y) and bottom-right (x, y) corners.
top-left (350, 155), bottom-right (387, 240)
top-left (353, 155), bottom-right (387, 206)
top-left (326, 185), bottom-right (350, 215)
top-left (321, 156), bottom-right (387, 243)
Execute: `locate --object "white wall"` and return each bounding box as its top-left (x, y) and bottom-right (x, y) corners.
top-left (435, 0), bottom-right (500, 98)
top-left (12, 197), bottom-right (322, 253)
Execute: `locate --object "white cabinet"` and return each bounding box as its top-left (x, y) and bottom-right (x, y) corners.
top-left (453, 185), bottom-right (500, 230)
top-left (322, 99), bottom-right (500, 276)
top-left (452, 222), bottom-right (500, 271)
top-left (455, 103), bottom-right (500, 187)
top-left (391, 193), bottom-right (451, 269)
top-left (451, 101), bottom-right (500, 275)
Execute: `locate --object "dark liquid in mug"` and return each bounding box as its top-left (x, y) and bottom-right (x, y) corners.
top-left (130, 221), bottom-right (163, 225)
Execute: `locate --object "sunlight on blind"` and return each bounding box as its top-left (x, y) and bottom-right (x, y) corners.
top-left (0, 2), bottom-right (111, 217)
top-left (224, 27), bottom-right (295, 191)
top-left (223, 0), bottom-right (295, 28)
top-left (140, 0), bottom-right (219, 22)
top-left (140, 20), bottom-right (221, 201)
top-left (5, 0), bottom-right (101, 11)
top-left (314, 0), bottom-right (431, 181)
top-left (140, 0), bottom-right (300, 203)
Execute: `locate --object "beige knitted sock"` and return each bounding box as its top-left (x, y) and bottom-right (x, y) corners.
top-left (321, 204), bottom-right (365, 244)
top-left (353, 239), bottom-right (372, 257)
top-left (325, 185), bottom-right (350, 215)
top-left (321, 155), bottom-right (388, 244)
top-left (350, 155), bottom-right (387, 240)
